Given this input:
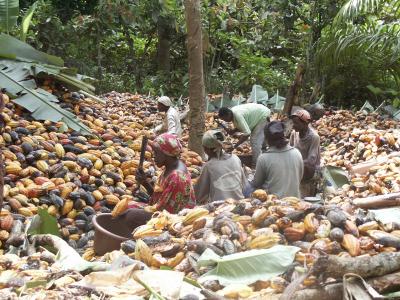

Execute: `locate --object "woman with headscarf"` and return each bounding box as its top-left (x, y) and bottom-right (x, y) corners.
top-left (135, 133), bottom-right (195, 213)
top-left (251, 121), bottom-right (303, 198)
top-left (194, 130), bottom-right (247, 203)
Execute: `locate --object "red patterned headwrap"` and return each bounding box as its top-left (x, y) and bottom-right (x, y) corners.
top-left (153, 133), bottom-right (183, 157)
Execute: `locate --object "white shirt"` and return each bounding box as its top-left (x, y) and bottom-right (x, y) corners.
top-left (164, 107), bottom-right (182, 137)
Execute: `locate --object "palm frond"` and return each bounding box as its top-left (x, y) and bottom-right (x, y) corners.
top-left (335, 0), bottom-right (382, 23)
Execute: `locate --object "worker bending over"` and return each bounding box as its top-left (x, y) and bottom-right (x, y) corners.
top-left (218, 103), bottom-right (271, 167)
top-left (290, 109), bottom-right (321, 197)
top-left (154, 96), bottom-right (182, 137)
top-left (195, 130), bottom-right (247, 203)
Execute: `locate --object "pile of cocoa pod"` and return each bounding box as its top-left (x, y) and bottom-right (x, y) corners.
top-left (317, 110), bottom-right (400, 167)
top-left (0, 83), bottom-right (205, 255)
top-left (97, 189), bottom-right (400, 298)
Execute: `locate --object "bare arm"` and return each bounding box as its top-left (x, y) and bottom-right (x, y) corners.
top-left (234, 134), bottom-right (250, 149)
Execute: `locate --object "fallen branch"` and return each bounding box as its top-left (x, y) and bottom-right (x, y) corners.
top-left (287, 270), bottom-right (400, 300)
top-left (352, 193), bottom-right (400, 209)
top-left (311, 252), bottom-right (400, 280)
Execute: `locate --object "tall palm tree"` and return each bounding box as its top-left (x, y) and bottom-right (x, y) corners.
top-left (318, 0), bottom-right (400, 83)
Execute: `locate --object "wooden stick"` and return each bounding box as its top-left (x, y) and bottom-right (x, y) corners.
top-left (353, 192), bottom-right (400, 209)
top-left (311, 252), bottom-right (400, 280)
top-left (286, 270), bottom-right (400, 300)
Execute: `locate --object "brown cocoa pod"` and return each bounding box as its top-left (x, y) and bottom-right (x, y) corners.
top-left (284, 227), bottom-right (305, 242)
top-left (0, 215), bottom-right (14, 231)
top-left (8, 198), bottom-right (22, 211)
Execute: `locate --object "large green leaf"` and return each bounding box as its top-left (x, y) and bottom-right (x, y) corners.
top-left (322, 165), bottom-right (349, 190)
top-left (0, 34), bottom-right (64, 66)
top-left (197, 245), bottom-right (300, 286)
top-left (33, 63), bottom-right (96, 94)
top-left (20, 1), bottom-right (38, 42)
top-left (267, 90), bottom-right (286, 111)
top-left (0, 0), bottom-right (18, 33)
top-left (0, 58), bottom-right (101, 102)
top-left (27, 207), bottom-right (60, 236)
top-left (360, 100), bottom-right (375, 113)
top-left (248, 84), bottom-right (268, 104)
top-left (0, 60), bottom-right (93, 135)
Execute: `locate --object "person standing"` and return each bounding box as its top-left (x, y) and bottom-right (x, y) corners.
top-left (251, 121), bottom-right (303, 198)
top-left (289, 109), bottom-right (321, 197)
top-left (218, 103), bottom-right (271, 167)
top-left (195, 130), bottom-right (247, 203)
top-left (154, 96), bottom-right (183, 137)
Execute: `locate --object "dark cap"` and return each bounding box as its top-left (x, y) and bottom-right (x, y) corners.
top-left (265, 121), bottom-right (285, 138)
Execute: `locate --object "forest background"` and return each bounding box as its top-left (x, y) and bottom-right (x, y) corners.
top-left (12, 0), bottom-right (400, 108)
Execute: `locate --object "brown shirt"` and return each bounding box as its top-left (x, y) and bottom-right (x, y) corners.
top-left (290, 127), bottom-right (321, 176)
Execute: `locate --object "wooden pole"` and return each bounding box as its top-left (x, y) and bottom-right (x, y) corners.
top-left (184, 0), bottom-right (205, 156)
top-left (283, 63), bottom-right (306, 116)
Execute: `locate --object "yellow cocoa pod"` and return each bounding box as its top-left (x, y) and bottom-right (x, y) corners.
top-left (92, 190), bottom-right (103, 201)
top-left (36, 160), bottom-right (49, 172)
top-left (55, 144), bottom-right (65, 158)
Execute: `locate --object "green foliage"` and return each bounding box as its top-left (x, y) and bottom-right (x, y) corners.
top-left (20, 0), bottom-right (37, 41)
top-left (9, 0), bottom-right (396, 108)
top-left (27, 207), bottom-right (60, 236)
top-left (0, 33), bottom-right (63, 65)
top-left (0, 0), bottom-right (19, 33)
top-left (317, 0), bottom-right (400, 107)
top-left (0, 59), bottom-right (93, 134)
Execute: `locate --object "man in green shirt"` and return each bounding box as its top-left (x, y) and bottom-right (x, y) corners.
top-left (218, 103), bottom-right (271, 167)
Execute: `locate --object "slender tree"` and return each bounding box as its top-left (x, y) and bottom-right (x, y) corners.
top-left (184, 0), bottom-right (205, 156)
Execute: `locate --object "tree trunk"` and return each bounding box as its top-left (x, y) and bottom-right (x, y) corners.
top-left (311, 252), bottom-right (400, 280)
top-left (122, 21), bottom-right (144, 90)
top-left (96, 22), bottom-right (103, 92)
top-left (184, 0), bottom-right (205, 156)
top-left (283, 63), bottom-right (305, 116)
top-left (157, 17), bottom-right (171, 73)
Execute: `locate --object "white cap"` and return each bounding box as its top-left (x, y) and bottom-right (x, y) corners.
top-left (158, 96), bottom-right (172, 107)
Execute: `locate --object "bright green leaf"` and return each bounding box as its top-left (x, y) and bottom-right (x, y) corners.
top-left (27, 208), bottom-right (60, 236)
top-left (322, 166), bottom-right (349, 190)
top-left (0, 60), bottom-right (93, 135)
top-left (197, 245), bottom-right (300, 286)
top-left (0, 34), bottom-right (64, 66)
top-left (20, 1), bottom-right (38, 42)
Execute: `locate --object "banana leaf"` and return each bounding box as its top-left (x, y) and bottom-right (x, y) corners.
top-left (33, 63), bottom-right (96, 94)
top-left (360, 100), bottom-right (375, 113)
top-left (267, 90), bottom-right (286, 111)
top-left (197, 245), bottom-right (300, 286)
top-left (0, 34), bottom-right (63, 66)
top-left (0, 60), bottom-right (92, 135)
top-left (217, 94), bottom-right (243, 109)
top-left (0, 0), bottom-right (18, 33)
top-left (322, 165), bottom-right (349, 190)
top-left (248, 84), bottom-right (268, 104)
